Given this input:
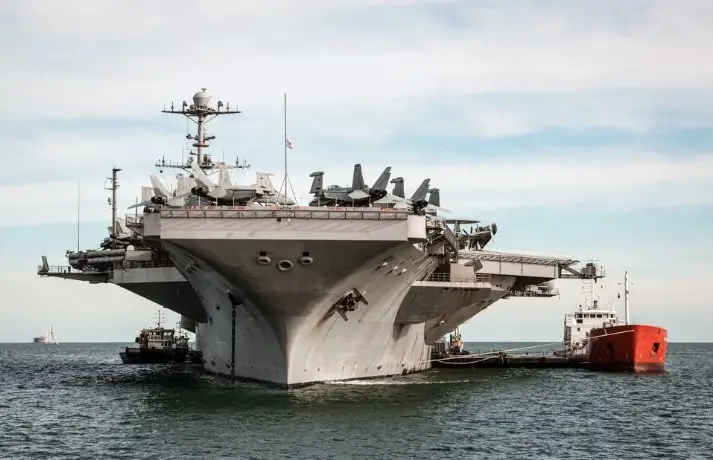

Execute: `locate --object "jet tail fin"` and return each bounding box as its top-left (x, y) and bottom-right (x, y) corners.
top-left (309, 171), bottom-right (324, 194)
top-left (255, 173), bottom-right (275, 195)
top-left (371, 166), bottom-right (392, 191)
top-left (41, 256), bottom-right (49, 273)
top-left (218, 164), bottom-right (234, 189)
top-left (391, 177), bottom-right (405, 198)
top-left (149, 175), bottom-right (170, 198)
top-left (409, 179), bottom-right (431, 203)
top-left (190, 163), bottom-right (215, 188)
top-left (428, 188), bottom-right (440, 207)
top-left (175, 176), bottom-right (195, 198)
top-left (141, 186), bottom-right (154, 202)
top-left (352, 164), bottom-right (365, 190)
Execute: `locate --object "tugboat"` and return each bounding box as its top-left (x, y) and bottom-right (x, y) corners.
top-left (119, 310), bottom-right (192, 364)
top-left (447, 328), bottom-right (467, 354)
top-left (430, 327), bottom-right (470, 366)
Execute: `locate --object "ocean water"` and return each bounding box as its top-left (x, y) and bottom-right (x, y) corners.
top-left (0, 342), bottom-right (711, 460)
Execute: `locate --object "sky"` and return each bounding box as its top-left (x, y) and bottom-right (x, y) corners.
top-left (0, 0), bottom-right (712, 343)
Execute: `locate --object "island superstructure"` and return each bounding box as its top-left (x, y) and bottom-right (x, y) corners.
top-left (39, 88), bottom-right (605, 388)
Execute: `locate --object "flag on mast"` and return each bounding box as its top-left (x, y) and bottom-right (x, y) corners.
top-left (285, 137), bottom-right (293, 149)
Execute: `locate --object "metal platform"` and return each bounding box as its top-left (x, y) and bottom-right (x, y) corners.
top-left (460, 250), bottom-right (578, 267)
top-left (159, 206), bottom-right (409, 220)
top-left (37, 265), bottom-right (110, 283)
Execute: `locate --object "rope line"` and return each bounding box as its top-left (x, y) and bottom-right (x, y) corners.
top-left (418, 328), bottom-right (635, 366)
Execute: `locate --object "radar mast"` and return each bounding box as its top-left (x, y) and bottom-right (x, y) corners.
top-left (158, 88), bottom-right (250, 173)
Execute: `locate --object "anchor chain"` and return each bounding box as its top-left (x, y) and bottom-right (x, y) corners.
top-left (231, 303), bottom-right (236, 379)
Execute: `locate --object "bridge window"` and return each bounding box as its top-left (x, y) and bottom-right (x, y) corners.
top-left (596, 314), bottom-right (602, 318)
top-left (576, 319), bottom-right (582, 324)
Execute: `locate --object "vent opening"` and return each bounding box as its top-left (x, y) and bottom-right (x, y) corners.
top-left (277, 260), bottom-right (294, 272)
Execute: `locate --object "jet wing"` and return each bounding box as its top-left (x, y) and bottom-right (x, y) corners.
top-left (347, 189), bottom-right (370, 200)
top-left (127, 200), bottom-right (156, 210)
top-left (426, 203), bottom-right (451, 213)
top-left (374, 194), bottom-right (407, 205)
top-left (323, 191), bottom-right (345, 200)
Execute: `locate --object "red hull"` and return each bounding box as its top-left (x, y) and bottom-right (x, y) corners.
top-left (588, 324), bottom-right (667, 372)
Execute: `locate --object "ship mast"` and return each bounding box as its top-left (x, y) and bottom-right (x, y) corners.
top-left (158, 88), bottom-right (249, 174)
top-left (623, 271), bottom-right (630, 325)
top-left (154, 309), bottom-right (164, 329)
top-left (105, 167), bottom-right (121, 249)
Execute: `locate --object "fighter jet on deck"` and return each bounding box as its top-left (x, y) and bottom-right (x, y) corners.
top-left (374, 177), bottom-right (449, 215)
top-left (188, 163), bottom-right (294, 205)
top-left (308, 163), bottom-right (392, 207)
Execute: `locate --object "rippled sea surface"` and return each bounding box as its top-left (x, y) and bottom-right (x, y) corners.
top-left (1, 342), bottom-right (712, 459)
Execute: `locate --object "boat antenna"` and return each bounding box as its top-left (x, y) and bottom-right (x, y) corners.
top-left (624, 271), bottom-right (630, 325)
top-left (277, 93), bottom-right (298, 207)
top-left (154, 309), bottom-right (164, 329)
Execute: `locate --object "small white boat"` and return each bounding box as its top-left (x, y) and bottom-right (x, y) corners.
top-left (41, 325), bottom-right (58, 344)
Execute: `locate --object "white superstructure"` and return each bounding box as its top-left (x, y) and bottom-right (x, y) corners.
top-left (562, 300), bottom-right (619, 356)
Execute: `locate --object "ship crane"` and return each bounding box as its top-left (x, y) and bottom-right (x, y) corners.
top-left (558, 261), bottom-right (605, 282)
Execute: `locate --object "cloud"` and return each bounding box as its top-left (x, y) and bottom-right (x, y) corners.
top-left (0, 0), bottom-right (711, 122)
top-left (0, 152), bottom-right (711, 227)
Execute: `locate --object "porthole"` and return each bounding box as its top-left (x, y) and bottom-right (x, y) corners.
top-left (277, 260), bottom-right (294, 272)
top-left (257, 256), bottom-right (271, 265)
top-left (299, 256), bottom-right (314, 265)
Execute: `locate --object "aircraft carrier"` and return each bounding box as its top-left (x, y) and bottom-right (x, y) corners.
top-left (39, 88), bottom-right (605, 388)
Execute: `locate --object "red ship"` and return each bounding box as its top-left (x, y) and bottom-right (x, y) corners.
top-left (588, 324), bottom-right (667, 372)
top-left (587, 271), bottom-right (668, 372)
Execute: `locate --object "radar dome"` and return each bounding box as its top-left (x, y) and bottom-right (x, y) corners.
top-left (193, 88), bottom-right (211, 107)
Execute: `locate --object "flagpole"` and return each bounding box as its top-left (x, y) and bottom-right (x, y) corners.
top-left (77, 180), bottom-right (80, 252)
top-left (283, 92), bottom-right (287, 206)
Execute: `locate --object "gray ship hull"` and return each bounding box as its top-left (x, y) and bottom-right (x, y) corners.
top-left (162, 238), bottom-right (437, 387)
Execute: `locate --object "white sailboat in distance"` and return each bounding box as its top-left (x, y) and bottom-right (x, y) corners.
top-left (44, 325), bottom-right (58, 344)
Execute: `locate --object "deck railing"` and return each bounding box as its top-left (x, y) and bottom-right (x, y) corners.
top-left (160, 206), bottom-right (409, 221)
top-left (424, 273), bottom-right (491, 283)
top-left (37, 265), bottom-right (84, 275)
top-left (37, 265), bottom-right (110, 276)
top-left (508, 287), bottom-right (561, 297)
